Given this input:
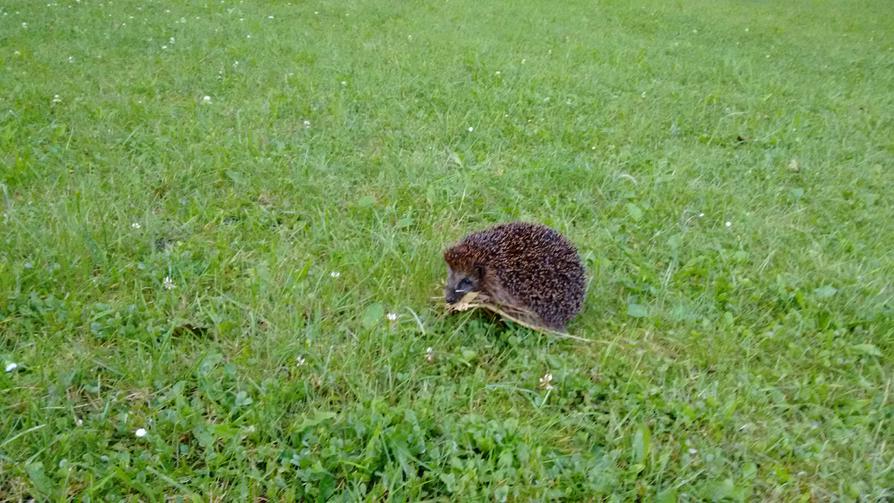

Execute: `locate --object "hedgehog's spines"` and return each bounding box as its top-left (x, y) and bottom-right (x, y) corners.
top-left (443, 221), bottom-right (587, 331)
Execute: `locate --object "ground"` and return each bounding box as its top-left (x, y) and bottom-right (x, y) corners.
top-left (1, 0), bottom-right (893, 500)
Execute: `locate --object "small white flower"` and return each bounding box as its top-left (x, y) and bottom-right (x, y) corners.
top-left (268, 15), bottom-right (274, 19)
top-left (21, 22), bottom-right (28, 28)
top-left (296, 355), bottom-right (305, 367)
top-left (329, 271), bottom-right (340, 278)
top-left (68, 56), bottom-right (75, 63)
top-left (161, 45), bottom-right (168, 50)
top-left (688, 448), bottom-right (697, 455)
top-left (340, 80), bottom-right (347, 86)
top-left (52, 94), bottom-right (62, 104)
top-left (202, 95), bottom-right (212, 104)
top-left (386, 312), bottom-right (398, 321)
top-left (745, 27), bottom-right (750, 32)
top-left (521, 58), bottom-right (527, 64)
top-left (246, 34), bottom-right (252, 39)
top-left (131, 222), bottom-right (141, 229)
top-left (425, 347), bottom-right (434, 362)
top-left (14, 50), bottom-right (21, 56)
top-left (76, 418), bottom-right (83, 426)
top-left (314, 11), bottom-right (319, 14)
top-left (698, 212), bottom-right (705, 218)
top-left (163, 276), bottom-right (175, 290)
top-left (5, 362), bottom-right (18, 373)
top-left (494, 70), bottom-right (501, 76)
top-left (169, 37), bottom-right (175, 44)
top-left (233, 60), bottom-right (239, 68)
top-left (467, 126), bottom-right (474, 132)
top-left (725, 221), bottom-right (732, 228)
top-left (538, 372), bottom-right (554, 390)
top-left (303, 120), bottom-right (311, 128)
top-left (641, 91), bottom-right (647, 98)
top-left (135, 428), bottom-right (148, 438)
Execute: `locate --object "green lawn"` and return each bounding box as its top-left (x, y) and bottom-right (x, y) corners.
top-left (2, 0), bottom-right (892, 500)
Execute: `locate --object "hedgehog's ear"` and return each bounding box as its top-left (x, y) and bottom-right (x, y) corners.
top-left (473, 263), bottom-right (485, 279)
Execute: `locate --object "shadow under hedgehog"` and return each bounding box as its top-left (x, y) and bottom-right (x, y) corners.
top-left (443, 221), bottom-right (587, 333)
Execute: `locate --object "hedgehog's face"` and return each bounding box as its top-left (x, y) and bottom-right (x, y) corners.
top-left (444, 265), bottom-right (484, 304)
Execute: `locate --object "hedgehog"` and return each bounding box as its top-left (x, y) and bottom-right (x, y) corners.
top-left (443, 221), bottom-right (587, 332)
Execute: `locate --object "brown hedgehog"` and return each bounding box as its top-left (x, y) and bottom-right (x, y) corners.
top-left (443, 222), bottom-right (586, 332)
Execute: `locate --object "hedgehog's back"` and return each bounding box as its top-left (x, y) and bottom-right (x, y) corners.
top-left (466, 222), bottom-right (586, 330)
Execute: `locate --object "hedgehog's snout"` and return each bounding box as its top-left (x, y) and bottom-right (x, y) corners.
top-left (445, 275), bottom-right (476, 304)
top-left (445, 287), bottom-right (461, 305)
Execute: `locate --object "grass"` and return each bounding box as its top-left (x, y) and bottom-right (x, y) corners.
top-left (1, 0), bottom-right (892, 499)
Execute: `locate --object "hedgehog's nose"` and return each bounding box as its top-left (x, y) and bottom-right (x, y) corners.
top-left (445, 287), bottom-right (459, 304)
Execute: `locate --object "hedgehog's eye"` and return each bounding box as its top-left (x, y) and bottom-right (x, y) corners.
top-left (455, 277), bottom-right (473, 293)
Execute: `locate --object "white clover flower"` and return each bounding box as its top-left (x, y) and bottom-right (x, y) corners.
top-left (202, 95), bottom-right (212, 104)
top-left (725, 221), bottom-right (732, 228)
top-left (135, 428), bottom-right (148, 438)
top-left (21, 22), bottom-right (28, 28)
top-left (341, 80), bottom-right (347, 86)
top-left (688, 448), bottom-right (697, 455)
top-left (5, 362), bottom-right (18, 373)
top-left (163, 276), bottom-right (175, 290)
top-left (52, 94), bottom-right (62, 104)
top-left (538, 372), bottom-right (554, 390)
top-left (467, 126), bottom-right (474, 132)
top-left (131, 222), bottom-right (141, 229)
top-left (425, 347), bottom-right (434, 363)
top-left (329, 271), bottom-right (340, 278)
top-left (68, 56), bottom-right (75, 63)
top-left (14, 50), bottom-right (21, 56)
top-left (698, 212), bottom-right (705, 218)
top-left (494, 70), bottom-right (501, 76)
top-left (303, 120), bottom-right (311, 128)
top-left (169, 37), bottom-right (175, 44)
top-left (386, 312), bottom-right (398, 321)
top-left (76, 418), bottom-right (83, 426)
top-left (267, 15), bottom-right (274, 19)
